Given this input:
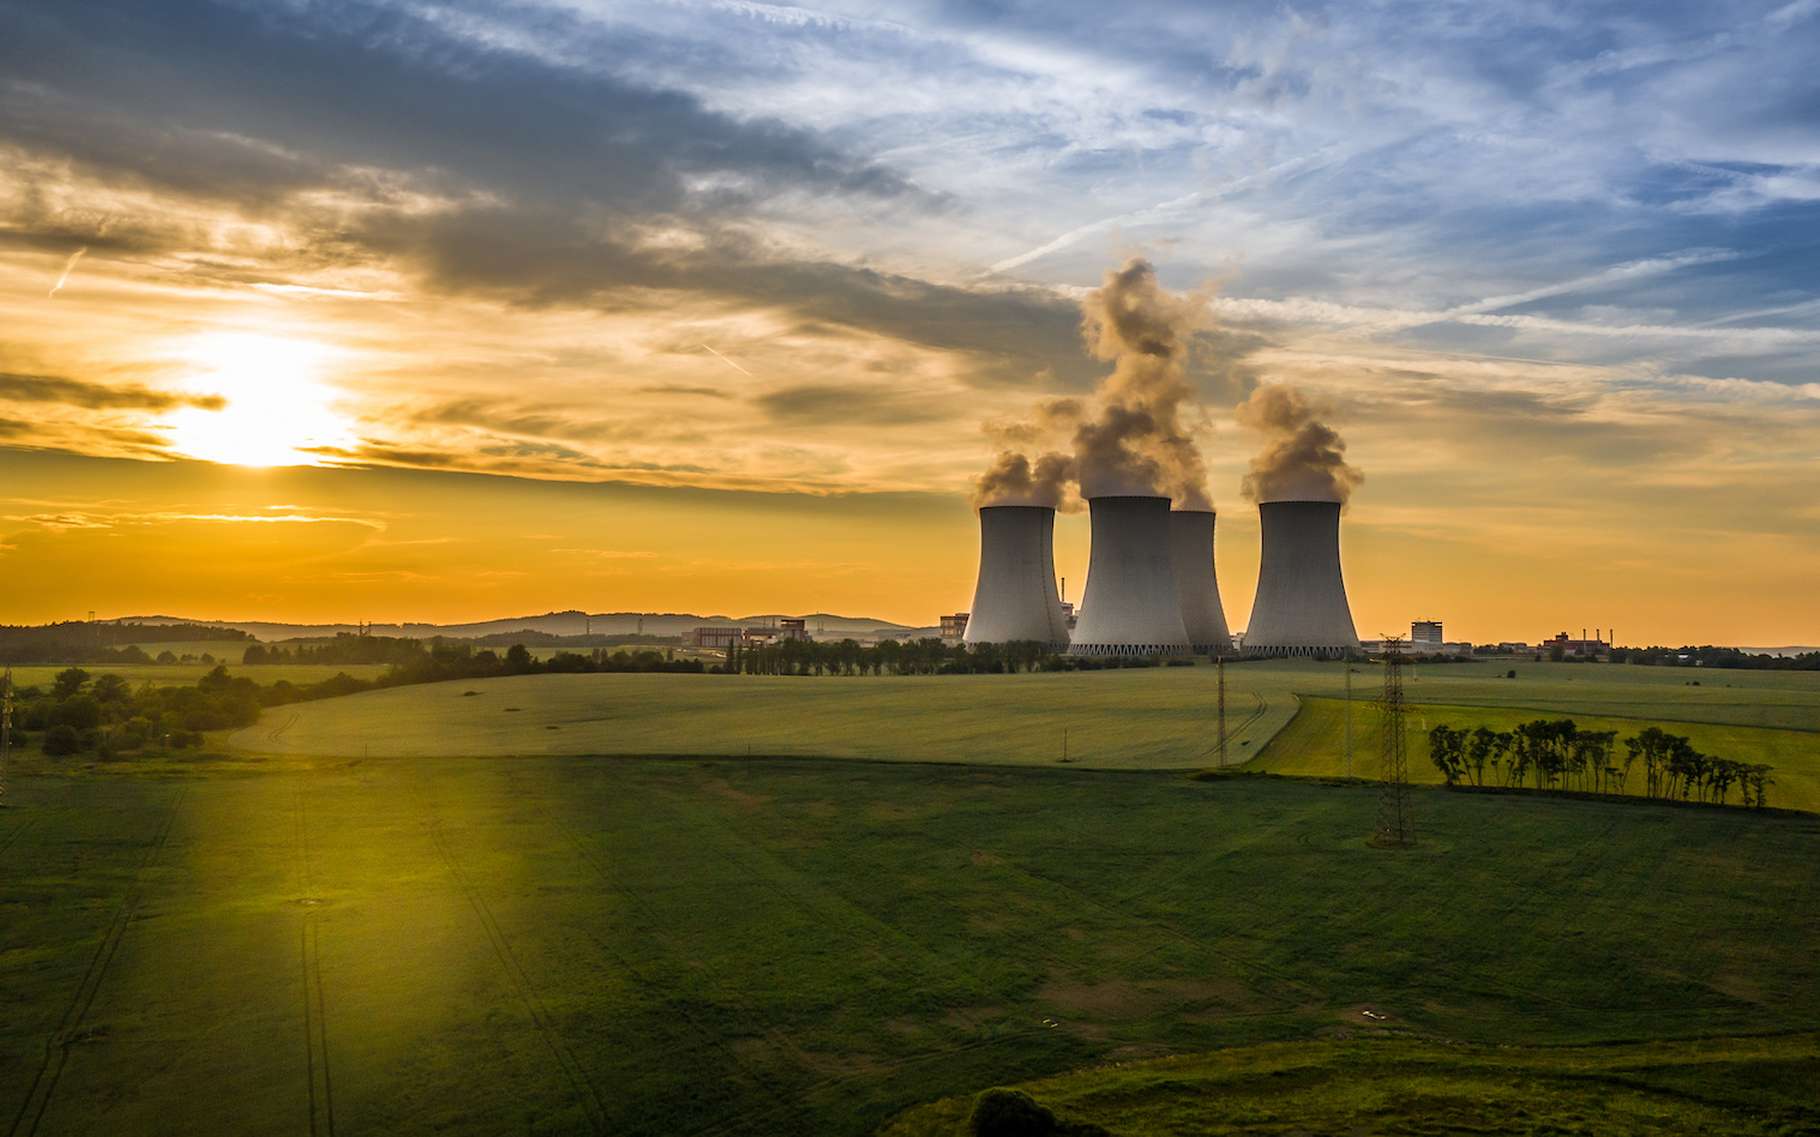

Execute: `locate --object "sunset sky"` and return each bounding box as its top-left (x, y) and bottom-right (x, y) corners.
top-left (3, 0), bottom-right (1818, 643)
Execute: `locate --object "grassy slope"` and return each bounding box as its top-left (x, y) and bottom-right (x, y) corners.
top-left (3, 760), bottom-right (1818, 1136)
top-left (6, 660), bottom-right (389, 690)
top-left (225, 661), bottom-right (1820, 782)
top-left (1251, 696), bottom-right (1820, 812)
top-left (882, 1035), bottom-right (1820, 1136)
top-left (228, 666), bottom-right (1304, 767)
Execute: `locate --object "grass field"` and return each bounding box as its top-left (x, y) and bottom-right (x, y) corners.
top-left (883, 1034), bottom-right (1820, 1135)
top-left (226, 660), bottom-right (1820, 779)
top-left (5, 660), bottom-right (391, 691)
top-left (1254, 696), bottom-right (1820, 812)
top-left (3, 758), bottom-right (1817, 1136)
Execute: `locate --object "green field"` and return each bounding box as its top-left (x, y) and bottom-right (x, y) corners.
top-left (6, 660), bottom-right (390, 691)
top-left (884, 1034), bottom-right (1820, 1135)
top-left (3, 758), bottom-right (1817, 1136)
top-left (1255, 696), bottom-right (1820, 812)
top-left (227, 662), bottom-right (1820, 789)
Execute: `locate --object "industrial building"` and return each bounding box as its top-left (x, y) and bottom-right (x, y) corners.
top-left (1412, 620), bottom-right (1444, 648)
top-left (1242, 500), bottom-right (1360, 659)
top-left (940, 613), bottom-right (969, 641)
top-left (1067, 495), bottom-right (1193, 656)
top-left (962, 506), bottom-right (1070, 647)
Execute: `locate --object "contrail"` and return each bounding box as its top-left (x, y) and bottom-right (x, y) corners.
top-left (48, 247), bottom-right (87, 298)
top-left (982, 146), bottom-right (1347, 278)
top-left (700, 344), bottom-right (753, 377)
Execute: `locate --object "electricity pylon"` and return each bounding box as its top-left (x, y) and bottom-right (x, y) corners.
top-left (1, 666), bottom-right (14, 809)
top-left (1373, 637), bottom-right (1415, 847)
top-left (1216, 655), bottom-right (1229, 767)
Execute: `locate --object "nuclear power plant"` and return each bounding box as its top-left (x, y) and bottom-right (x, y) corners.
top-left (1170, 510), bottom-right (1233, 656)
top-left (960, 494), bottom-right (1359, 660)
top-left (1241, 500), bottom-right (1359, 659)
top-left (1062, 495), bottom-right (1193, 656)
top-left (963, 506), bottom-right (1071, 648)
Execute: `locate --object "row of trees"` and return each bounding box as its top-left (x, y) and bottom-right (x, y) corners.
top-left (1428, 720), bottom-right (1774, 807)
top-left (1612, 645), bottom-right (1820, 670)
top-left (0, 621), bottom-right (248, 664)
top-left (724, 637), bottom-right (1180, 676)
top-left (9, 665), bottom-right (263, 757)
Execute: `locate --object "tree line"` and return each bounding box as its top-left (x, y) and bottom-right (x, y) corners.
top-left (726, 637), bottom-right (1172, 675)
top-left (0, 621), bottom-right (249, 664)
top-left (1428, 720), bottom-right (1774, 808)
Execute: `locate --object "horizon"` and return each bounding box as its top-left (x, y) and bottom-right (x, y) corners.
top-left (4, 1), bottom-right (1819, 643)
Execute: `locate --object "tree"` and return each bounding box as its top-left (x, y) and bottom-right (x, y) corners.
top-left (93, 673), bottom-right (131, 704)
top-left (504, 643), bottom-right (534, 673)
top-left (1427, 724), bottom-right (1466, 785)
top-left (52, 667), bottom-right (90, 700)
top-left (42, 723), bottom-right (81, 757)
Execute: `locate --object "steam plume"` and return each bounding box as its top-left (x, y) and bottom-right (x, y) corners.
top-left (1236, 384), bottom-right (1362, 504)
top-left (972, 450), bottom-right (1077, 510)
top-left (47, 247), bottom-right (87, 298)
top-left (1072, 258), bottom-right (1212, 508)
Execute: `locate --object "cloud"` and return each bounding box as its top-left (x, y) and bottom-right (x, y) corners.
top-left (754, 382), bottom-right (960, 426)
top-left (0, 371), bottom-right (224, 411)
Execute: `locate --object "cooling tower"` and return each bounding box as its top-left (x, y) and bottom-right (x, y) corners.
top-left (1068, 495), bottom-right (1192, 657)
top-left (963, 506), bottom-right (1070, 646)
top-left (1243, 499), bottom-right (1359, 659)
top-left (1170, 510), bottom-right (1233, 656)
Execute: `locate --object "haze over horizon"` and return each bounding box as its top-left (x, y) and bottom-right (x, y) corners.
top-left (3, 0), bottom-right (1819, 643)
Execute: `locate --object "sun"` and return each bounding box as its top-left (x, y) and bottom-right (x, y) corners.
top-left (162, 333), bottom-right (355, 467)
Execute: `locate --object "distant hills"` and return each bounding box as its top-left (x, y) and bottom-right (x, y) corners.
top-left (115, 610), bottom-right (940, 643)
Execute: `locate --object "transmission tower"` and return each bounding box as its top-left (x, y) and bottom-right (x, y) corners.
top-left (1373, 637), bottom-right (1415, 847)
top-left (1216, 655), bottom-right (1229, 767)
top-left (1343, 659), bottom-right (1353, 778)
top-left (1, 666), bottom-right (14, 809)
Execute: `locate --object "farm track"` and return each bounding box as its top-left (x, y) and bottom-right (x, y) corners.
top-left (7, 786), bottom-right (188, 1137)
top-left (426, 819), bottom-right (608, 1135)
top-left (294, 784), bottom-right (335, 1137)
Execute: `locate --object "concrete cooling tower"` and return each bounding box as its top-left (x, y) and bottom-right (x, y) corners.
top-left (1169, 510), bottom-right (1233, 656)
top-left (1068, 495), bottom-right (1192, 657)
top-left (1243, 500), bottom-right (1359, 659)
top-left (963, 506), bottom-right (1070, 646)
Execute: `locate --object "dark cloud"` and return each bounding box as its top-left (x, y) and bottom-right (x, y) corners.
top-left (0, 0), bottom-right (919, 210)
top-left (0, 371), bottom-right (223, 411)
top-left (755, 384), bottom-right (957, 426)
top-left (0, 0), bottom-right (1124, 393)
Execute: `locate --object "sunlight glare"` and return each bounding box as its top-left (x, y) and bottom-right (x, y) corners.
top-left (162, 333), bottom-right (355, 467)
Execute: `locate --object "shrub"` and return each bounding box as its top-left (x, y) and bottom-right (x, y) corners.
top-left (42, 724), bottom-right (81, 757)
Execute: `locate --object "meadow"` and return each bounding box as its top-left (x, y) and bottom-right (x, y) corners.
top-left (7, 659), bottom-right (390, 691)
top-left (1255, 696), bottom-right (1820, 812)
top-left (885, 1034), bottom-right (1820, 1135)
top-left (226, 660), bottom-right (1820, 790)
top-left (2, 757), bottom-right (1817, 1136)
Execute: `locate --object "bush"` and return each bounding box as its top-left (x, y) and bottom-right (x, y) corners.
top-left (42, 724), bottom-right (81, 757)
top-left (972, 1090), bottom-right (1056, 1137)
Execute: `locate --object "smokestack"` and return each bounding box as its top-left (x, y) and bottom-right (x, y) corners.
top-left (1243, 500), bottom-right (1359, 660)
top-left (963, 506), bottom-right (1070, 647)
top-left (1169, 510), bottom-right (1233, 656)
top-left (1068, 495), bottom-right (1192, 657)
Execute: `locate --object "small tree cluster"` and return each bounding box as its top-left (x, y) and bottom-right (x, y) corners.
top-left (1429, 719), bottom-right (1772, 807)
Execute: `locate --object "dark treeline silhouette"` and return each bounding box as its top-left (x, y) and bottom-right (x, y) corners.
top-left (1429, 720), bottom-right (1774, 807)
top-left (726, 637), bottom-right (1177, 675)
top-left (0, 620), bottom-right (249, 664)
top-left (1612, 645), bottom-right (1820, 670)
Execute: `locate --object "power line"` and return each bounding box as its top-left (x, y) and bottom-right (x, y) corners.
top-left (1373, 637), bottom-right (1415, 847)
